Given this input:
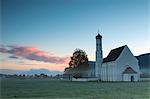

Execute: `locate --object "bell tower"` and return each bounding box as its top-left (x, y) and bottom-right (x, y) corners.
top-left (95, 32), bottom-right (103, 79)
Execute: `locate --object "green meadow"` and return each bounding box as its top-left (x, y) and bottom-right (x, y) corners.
top-left (1, 78), bottom-right (150, 99)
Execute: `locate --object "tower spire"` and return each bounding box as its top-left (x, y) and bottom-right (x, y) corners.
top-left (95, 32), bottom-right (103, 79)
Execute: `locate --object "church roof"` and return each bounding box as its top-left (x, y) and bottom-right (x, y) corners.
top-left (122, 67), bottom-right (137, 74)
top-left (103, 45), bottom-right (126, 63)
top-left (96, 34), bottom-right (102, 39)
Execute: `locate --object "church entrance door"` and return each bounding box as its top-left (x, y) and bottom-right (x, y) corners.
top-left (131, 76), bottom-right (134, 82)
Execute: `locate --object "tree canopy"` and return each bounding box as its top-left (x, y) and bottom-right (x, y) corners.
top-left (64, 49), bottom-right (88, 72)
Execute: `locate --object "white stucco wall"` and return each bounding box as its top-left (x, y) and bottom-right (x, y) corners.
top-left (123, 74), bottom-right (139, 81)
top-left (87, 69), bottom-right (95, 78)
top-left (101, 62), bottom-right (116, 81)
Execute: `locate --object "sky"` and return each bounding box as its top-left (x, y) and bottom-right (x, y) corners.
top-left (1, 0), bottom-right (150, 71)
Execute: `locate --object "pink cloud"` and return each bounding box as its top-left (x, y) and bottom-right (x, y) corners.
top-left (0, 47), bottom-right (8, 53)
top-left (0, 45), bottom-right (69, 64)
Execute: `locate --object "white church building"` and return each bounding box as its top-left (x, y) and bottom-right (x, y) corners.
top-left (65, 34), bottom-right (140, 81)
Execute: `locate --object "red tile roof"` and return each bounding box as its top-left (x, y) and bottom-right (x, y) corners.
top-left (122, 67), bottom-right (137, 74)
top-left (103, 45), bottom-right (126, 63)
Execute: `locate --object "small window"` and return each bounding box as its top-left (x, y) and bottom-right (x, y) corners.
top-left (97, 44), bottom-right (98, 46)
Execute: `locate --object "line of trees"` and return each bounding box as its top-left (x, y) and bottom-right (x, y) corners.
top-left (1, 73), bottom-right (49, 78)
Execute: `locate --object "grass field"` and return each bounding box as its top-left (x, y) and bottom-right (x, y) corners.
top-left (1, 78), bottom-right (150, 99)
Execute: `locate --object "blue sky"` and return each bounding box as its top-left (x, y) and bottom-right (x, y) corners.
top-left (1, 0), bottom-right (150, 71)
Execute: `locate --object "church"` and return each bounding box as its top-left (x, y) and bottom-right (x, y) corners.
top-left (64, 34), bottom-right (140, 81)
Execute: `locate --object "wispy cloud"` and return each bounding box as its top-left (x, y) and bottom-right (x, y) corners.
top-left (9, 56), bottom-right (19, 59)
top-left (0, 45), bottom-right (69, 64)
